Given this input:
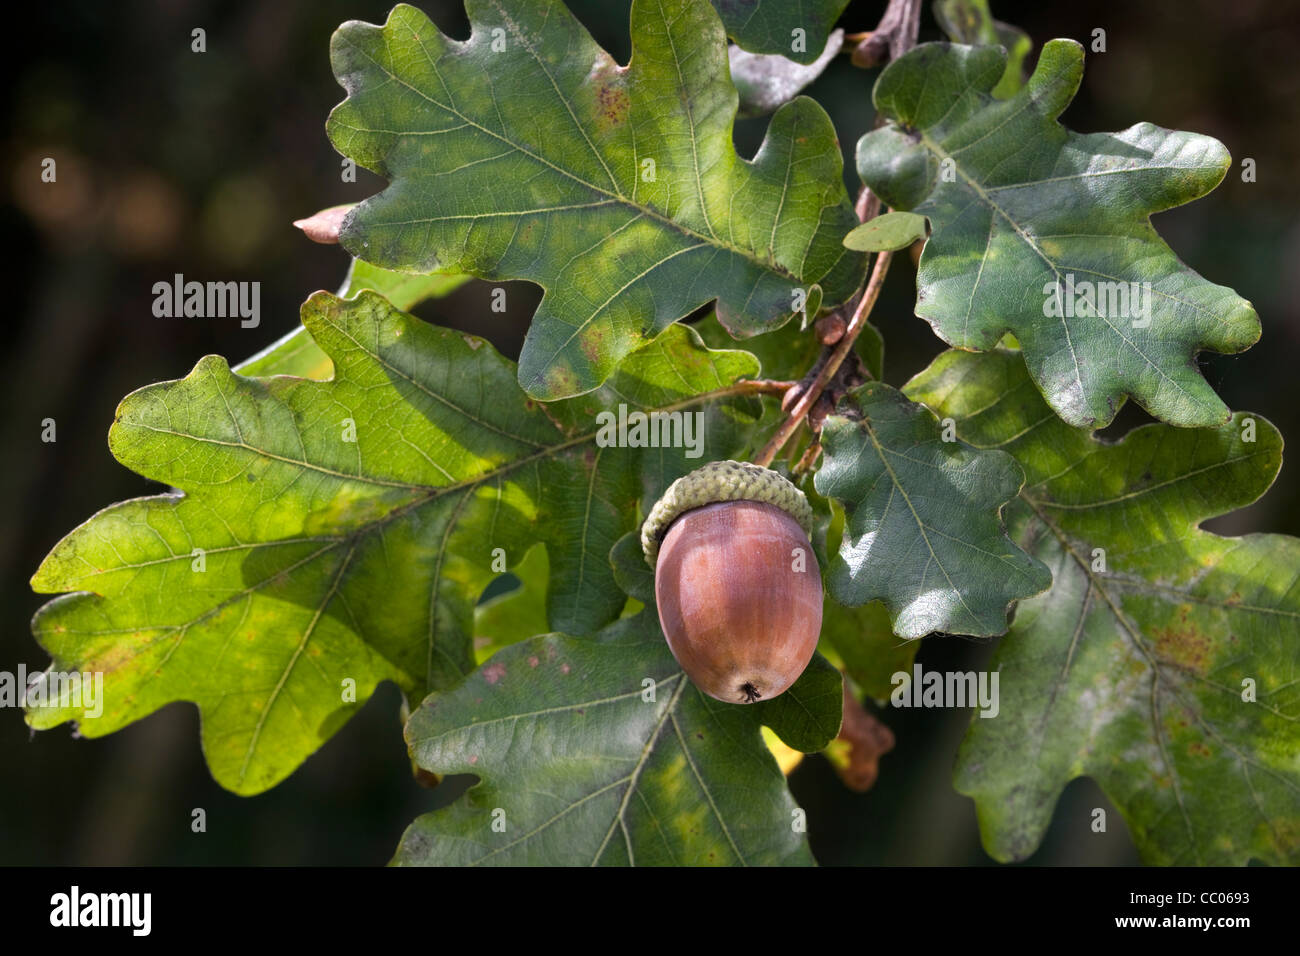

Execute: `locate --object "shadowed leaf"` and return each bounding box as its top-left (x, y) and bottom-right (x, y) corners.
top-left (907, 348), bottom-right (1300, 866)
top-left (712, 0), bottom-right (850, 64)
top-left (816, 380), bottom-right (1052, 637)
top-left (395, 611), bottom-right (835, 865)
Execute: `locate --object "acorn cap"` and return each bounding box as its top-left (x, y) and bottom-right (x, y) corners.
top-left (640, 460), bottom-right (815, 567)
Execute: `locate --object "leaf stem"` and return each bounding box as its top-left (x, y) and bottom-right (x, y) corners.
top-left (736, 378), bottom-right (799, 396)
top-left (793, 439), bottom-right (823, 476)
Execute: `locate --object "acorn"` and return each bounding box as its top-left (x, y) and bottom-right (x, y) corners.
top-left (641, 461), bottom-right (823, 704)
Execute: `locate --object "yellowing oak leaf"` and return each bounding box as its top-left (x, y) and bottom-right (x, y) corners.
top-left (28, 291), bottom-right (767, 794)
top-left (908, 348), bottom-right (1300, 865)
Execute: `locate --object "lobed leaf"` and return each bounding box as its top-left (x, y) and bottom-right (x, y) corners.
top-left (815, 380), bottom-right (1052, 638)
top-left (856, 39), bottom-right (1259, 428)
top-left (327, 0), bottom-right (863, 400)
top-left (394, 534), bottom-right (843, 865)
top-left (28, 291), bottom-right (766, 794)
top-left (907, 348), bottom-right (1300, 865)
top-left (395, 611), bottom-right (838, 866)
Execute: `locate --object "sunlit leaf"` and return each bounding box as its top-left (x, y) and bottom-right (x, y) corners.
top-left (857, 40), bottom-right (1259, 428)
top-left (816, 380), bottom-right (1052, 637)
top-left (28, 292), bottom-right (766, 794)
top-left (328, 0), bottom-right (863, 399)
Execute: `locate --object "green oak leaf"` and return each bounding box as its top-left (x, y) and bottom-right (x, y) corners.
top-left (327, 0), bottom-right (863, 400)
top-left (856, 39), bottom-right (1260, 428)
top-left (712, 0), bottom-right (850, 64)
top-left (340, 258), bottom-right (472, 313)
top-left (815, 380), bottom-right (1052, 638)
top-left (906, 348), bottom-right (1300, 865)
top-left (237, 258), bottom-right (469, 379)
top-left (394, 610), bottom-right (838, 866)
top-left (843, 211), bottom-right (928, 252)
top-left (472, 542), bottom-right (549, 665)
top-left (27, 291), bottom-right (768, 794)
top-left (932, 0), bottom-right (1031, 98)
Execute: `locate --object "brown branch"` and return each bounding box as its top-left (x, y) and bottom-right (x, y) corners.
top-left (855, 184), bottom-right (879, 222)
top-left (720, 378), bottom-right (797, 398)
top-left (754, 246), bottom-right (893, 467)
top-left (792, 440), bottom-right (822, 476)
top-left (743, 374), bottom-right (800, 395)
top-left (751, 0), bottom-right (920, 471)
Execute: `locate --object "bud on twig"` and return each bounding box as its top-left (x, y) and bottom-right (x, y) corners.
top-left (815, 313), bottom-right (846, 345)
top-left (851, 32), bottom-right (891, 68)
top-left (292, 204), bottom-right (355, 244)
top-left (808, 393), bottom-right (834, 431)
top-left (781, 382), bottom-right (806, 414)
top-left (850, 0), bottom-right (922, 69)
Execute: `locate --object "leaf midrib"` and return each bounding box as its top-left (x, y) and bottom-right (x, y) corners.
top-left (916, 128), bottom-right (1212, 410)
top-left (1020, 497), bottom-right (1300, 862)
top-left (83, 383), bottom-right (751, 587)
top-left (858, 416), bottom-right (983, 626)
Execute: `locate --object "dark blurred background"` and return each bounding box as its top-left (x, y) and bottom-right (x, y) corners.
top-left (2, 0), bottom-right (1296, 865)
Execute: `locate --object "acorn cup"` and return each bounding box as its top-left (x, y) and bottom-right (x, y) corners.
top-left (641, 461), bottom-right (823, 704)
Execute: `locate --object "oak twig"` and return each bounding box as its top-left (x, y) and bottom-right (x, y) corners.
top-left (753, 0), bottom-right (919, 471)
top-left (754, 243), bottom-right (893, 468)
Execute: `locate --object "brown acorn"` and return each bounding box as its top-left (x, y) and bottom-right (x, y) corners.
top-left (641, 461), bottom-right (823, 704)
